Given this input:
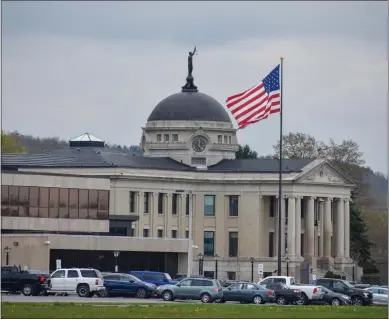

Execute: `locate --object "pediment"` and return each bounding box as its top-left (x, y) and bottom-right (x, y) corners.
top-left (295, 161), bottom-right (354, 185)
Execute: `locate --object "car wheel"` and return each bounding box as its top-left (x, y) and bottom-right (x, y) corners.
top-left (296, 293), bottom-right (308, 305)
top-left (253, 295), bottom-right (263, 305)
top-left (22, 284), bottom-right (34, 296)
top-left (331, 298), bottom-right (341, 306)
top-left (276, 295), bottom-right (287, 305)
top-left (77, 284), bottom-right (90, 298)
top-left (352, 296), bottom-right (363, 306)
top-left (97, 289), bottom-right (109, 297)
top-left (200, 293), bottom-right (211, 303)
top-left (136, 288), bottom-right (147, 299)
top-left (162, 290), bottom-right (173, 301)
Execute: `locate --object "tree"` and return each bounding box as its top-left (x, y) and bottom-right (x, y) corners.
top-left (349, 200), bottom-right (372, 267)
top-left (235, 144), bottom-right (258, 159)
top-left (272, 132), bottom-right (320, 159)
top-left (272, 132), bottom-right (365, 166)
top-left (319, 138), bottom-right (365, 166)
top-left (1, 131), bottom-right (26, 153)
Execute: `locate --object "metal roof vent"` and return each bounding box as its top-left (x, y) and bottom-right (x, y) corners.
top-left (69, 133), bottom-right (105, 148)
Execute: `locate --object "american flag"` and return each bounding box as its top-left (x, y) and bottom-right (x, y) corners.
top-left (226, 65), bottom-right (281, 129)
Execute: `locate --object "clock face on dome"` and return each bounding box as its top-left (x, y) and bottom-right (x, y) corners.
top-left (192, 136), bottom-right (207, 153)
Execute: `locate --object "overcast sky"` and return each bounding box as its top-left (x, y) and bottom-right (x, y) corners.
top-left (2, 1), bottom-right (387, 173)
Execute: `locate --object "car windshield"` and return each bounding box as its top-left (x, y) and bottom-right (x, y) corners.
top-left (257, 285), bottom-right (267, 290)
top-left (343, 281), bottom-right (353, 288)
top-left (164, 273), bottom-right (172, 281)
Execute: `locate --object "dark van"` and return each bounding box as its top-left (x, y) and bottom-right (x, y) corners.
top-left (129, 271), bottom-right (177, 286)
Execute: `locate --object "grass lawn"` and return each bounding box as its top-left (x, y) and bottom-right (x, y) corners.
top-left (1, 303), bottom-right (388, 319)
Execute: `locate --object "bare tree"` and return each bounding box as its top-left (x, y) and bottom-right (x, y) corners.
top-left (320, 138), bottom-right (365, 166)
top-left (272, 132), bottom-right (320, 159)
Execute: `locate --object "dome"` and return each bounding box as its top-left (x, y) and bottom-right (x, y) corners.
top-left (147, 91), bottom-right (232, 122)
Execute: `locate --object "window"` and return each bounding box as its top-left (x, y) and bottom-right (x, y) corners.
top-left (172, 194), bottom-right (178, 215)
top-left (49, 188), bottom-right (59, 218)
top-left (218, 135), bottom-right (222, 143)
top-left (129, 192), bottom-right (136, 213)
top-left (191, 157), bottom-right (206, 165)
top-left (158, 193), bottom-right (164, 214)
top-left (204, 195), bottom-right (215, 216)
top-left (18, 186), bottom-right (29, 217)
top-left (157, 134), bottom-right (162, 142)
top-left (229, 136), bottom-right (232, 144)
top-left (79, 189), bottom-right (89, 219)
top-left (185, 230), bottom-right (189, 239)
top-left (9, 186), bottom-right (18, 205)
top-left (80, 270), bottom-right (98, 278)
top-left (230, 283), bottom-right (242, 290)
top-left (51, 270), bottom-right (65, 278)
top-left (131, 272), bottom-right (142, 279)
top-left (172, 134), bottom-right (178, 142)
top-left (69, 189), bottom-right (79, 219)
top-left (67, 270), bottom-right (79, 278)
top-left (110, 226), bottom-right (127, 236)
top-left (186, 194), bottom-right (190, 215)
top-left (192, 279), bottom-right (213, 286)
top-left (88, 190), bottom-right (98, 219)
top-left (273, 278), bottom-right (286, 284)
top-left (269, 232), bottom-right (274, 257)
top-left (143, 229), bottom-right (149, 237)
top-left (224, 136), bottom-right (228, 144)
top-left (171, 230), bottom-right (177, 238)
top-left (59, 188), bottom-right (69, 218)
top-left (179, 279), bottom-right (192, 287)
top-left (333, 280), bottom-right (347, 291)
top-left (204, 231), bottom-right (215, 256)
top-left (227, 272), bottom-right (236, 280)
top-left (229, 232), bottom-right (238, 257)
top-left (229, 195), bottom-right (239, 217)
top-left (97, 190), bottom-right (109, 219)
top-left (120, 275), bottom-right (134, 282)
top-left (144, 193), bottom-right (150, 214)
top-left (164, 134), bottom-right (169, 142)
top-left (269, 196), bottom-right (275, 217)
top-left (245, 284), bottom-right (257, 290)
top-left (1, 185), bottom-right (9, 206)
top-left (158, 229), bottom-right (163, 238)
top-left (203, 271), bottom-right (215, 279)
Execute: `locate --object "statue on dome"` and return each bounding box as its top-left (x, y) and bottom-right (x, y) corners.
top-left (188, 47), bottom-right (197, 77)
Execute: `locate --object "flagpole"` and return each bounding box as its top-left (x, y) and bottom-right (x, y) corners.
top-left (277, 57), bottom-right (284, 276)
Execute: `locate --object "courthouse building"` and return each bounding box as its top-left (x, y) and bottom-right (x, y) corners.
top-left (1, 74), bottom-right (356, 282)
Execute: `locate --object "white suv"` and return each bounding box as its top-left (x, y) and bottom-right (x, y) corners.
top-left (49, 268), bottom-right (104, 297)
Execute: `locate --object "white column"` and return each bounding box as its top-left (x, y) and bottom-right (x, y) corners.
top-left (344, 198), bottom-right (350, 259)
top-left (336, 198), bottom-right (345, 258)
top-left (281, 197), bottom-right (286, 256)
top-left (295, 196), bottom-right (301, 258)
top-left (287, 196), bottom-right (296, 257)
top-left (152, 192), bottom-right (158, 237)
top-left (323, 198), bottom-right (332, 258)
top-left (306, 196), bottom-right (315, 257)
top-left (319, 199), bottom-right (324, 257)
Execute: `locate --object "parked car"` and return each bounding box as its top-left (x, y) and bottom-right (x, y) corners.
top-left (258, 276), bottom-right (321, 305)
top-left (129, 271), bottom-right (177, 286)
top-left (216, 282), bottom-right (275, 305)
top-left (48, 268), bottom-right (104, 297)
top-left (264, 282), bottom-right (303, 305)
top-left (316, 278), bottom-right (373, 306)
top-left (99, 273), bottom-right (156, 298)
top-left (1, 265), bottom-right (49, 296)
top-left (313, 286), bottom-right (352, 306)
top-left (155, 277), bottom-right (223, 303)
top-left (367, 286), bottom-right (388, 305)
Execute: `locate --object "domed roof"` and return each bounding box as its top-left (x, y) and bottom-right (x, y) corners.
top-left (147, 91), bottom-right (232, 122)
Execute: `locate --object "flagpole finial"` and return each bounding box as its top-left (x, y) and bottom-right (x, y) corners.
top-left (280, 56), bottom-right (284, 61)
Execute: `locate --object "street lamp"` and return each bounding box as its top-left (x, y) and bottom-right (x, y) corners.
top-left (113, 251), bottom-right (120, 272)
top-left (197, 253), bottom-right (204, 276)
top-left (214, 254), bottom-right (219, 280)
top-left (4, 246), bottom-right (11, 265)
top-left (250, 257), bottom-right (255, 282)
top-left (285, 255), bottom-right (290, 276)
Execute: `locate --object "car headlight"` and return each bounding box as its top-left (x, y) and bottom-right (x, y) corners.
top-left (363, 292), bottom-right (369, 297)
top-left (156, 286), bottom-right (160, 290)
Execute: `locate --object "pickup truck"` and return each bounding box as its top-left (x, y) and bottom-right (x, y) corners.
top-left (1, 265), bottom-right (49, 296)
top-left (258, 276), bottom-right (322, 305)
